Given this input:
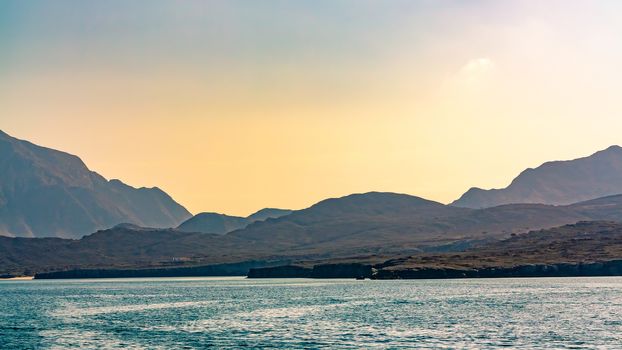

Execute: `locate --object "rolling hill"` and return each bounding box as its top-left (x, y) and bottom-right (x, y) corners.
top-left (177, 208), bottom-right (292, 234)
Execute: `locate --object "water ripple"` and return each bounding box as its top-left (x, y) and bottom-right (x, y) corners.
top-left (1, 277), bottom-right (621, 349)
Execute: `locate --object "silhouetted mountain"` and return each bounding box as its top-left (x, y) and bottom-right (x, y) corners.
top-left (230, 192), bottom-right (470, 252)
top-left (246, 208), bottom-right (293, 222)
top-left (177, 208), bottom-right (292, 234)
top-left (0, 225), bottom-right (231, 275)
top-left (3, 192), bottom-right (622, 276)
top-left (176, 213), bottom-right (248, 234)
top-left (229, 192), bottom-right (622, 255)
top-left (0, 130), bottom-right (191, 238)
top-left (452, 145), bottom-right (622, 208)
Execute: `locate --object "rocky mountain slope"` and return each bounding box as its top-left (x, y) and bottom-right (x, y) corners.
top-left (453, 145), bottom-right (622, 208)
top-left (0, 130), bottom-right (191, 238)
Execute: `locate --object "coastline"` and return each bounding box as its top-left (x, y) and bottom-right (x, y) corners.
top-left (33, 260), bottom-right (290, 279)
top-left (248, 260), bottom-right (622, 280)
top-left (0, 276), bottom-right (34, 281)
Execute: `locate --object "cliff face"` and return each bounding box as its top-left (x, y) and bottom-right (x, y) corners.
top-left (311, 264), bottom-right (372, 278)
top-left (35, 260), bottom-right (288, 279)
top-left (247, 261), bottom-right (622, 280)
top-left (248, 265), bottom-right (312, 278)
top-left (248, 263), bottom-right (373, 279)
top-left (374, 261), bottom-right (622, 279)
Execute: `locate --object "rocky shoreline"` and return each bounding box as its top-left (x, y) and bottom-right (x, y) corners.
top-left (29, 260), bottom-right (622, 280)
top-left (30, 222), bottom-right (622, 280)
top-left (34, 260), bottom-right (287, 279)
top-left (248, 260), bottom-right (622, 279)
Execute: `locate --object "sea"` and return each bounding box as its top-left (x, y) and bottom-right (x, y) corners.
top-left (1, 277), bottom-right (621, 349)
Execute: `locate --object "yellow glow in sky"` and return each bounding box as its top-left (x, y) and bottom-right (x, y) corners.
top-left (2, 1), bottom-right (622, 215)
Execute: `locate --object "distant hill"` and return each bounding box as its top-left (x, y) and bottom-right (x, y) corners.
top-left (0, 130), bottom-right (191, 238)
top-left (230, 192), bottom-right (470, 253)
top-left (247, 208), bottom-right (293, 222)
top-left (3, 192), bottom-right (622, 276)
top-left (252, 221), bottom-right (622, 279)
top-left (177, 213), bottom-right (248, 235)
top-left (452, 145), bottom-right (622, 208)
top-left (229, 192), bottom-right (622, 255)
top-left (176, 208), bottom-right (292, 234)
top-left (369, 220), bottom-right (622, 278)
top-left (0, 192), bottom-right (622, 274)
top-left (0, 225), bottom-right (233, 275)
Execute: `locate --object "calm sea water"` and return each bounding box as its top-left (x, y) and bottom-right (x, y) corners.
top-left (1, 277), bottom-right (621, 349)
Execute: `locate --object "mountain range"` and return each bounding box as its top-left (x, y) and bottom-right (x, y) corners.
top-left (2, 130), bottom-right (622, 277)
top-left (226, 192), bottom-right (622, 255)
top-left (3, 192), bottom-right (622, 276)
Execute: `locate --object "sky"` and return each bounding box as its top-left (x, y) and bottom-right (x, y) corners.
top-left (2, 1), bottom-right (622, 216)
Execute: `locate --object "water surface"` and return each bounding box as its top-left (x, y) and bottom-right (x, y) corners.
top-left (1, 277), bottom-right (621, 349)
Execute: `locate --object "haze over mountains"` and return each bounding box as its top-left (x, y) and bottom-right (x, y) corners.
top-left (3, 192), bottom-right (622, 276)
top-left (2, 130), bottom-right (622, 277)
top-left (0, 130), bottom-right (191, 238)
top-left (177, 208), bottom-right (292, 235)
top-left (227, 192), bottom-right (622, 255)
top-left (453, 145), bottom-right (622, 208)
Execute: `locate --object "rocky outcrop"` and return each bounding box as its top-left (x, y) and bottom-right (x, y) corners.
top-left (248, 265), bottom-right (312, 278)
top-left (248, 263), bottom-right (373, 279)
top-left (311, 263), bottom-right (373, 278)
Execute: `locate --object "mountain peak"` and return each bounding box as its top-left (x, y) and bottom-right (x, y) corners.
top-left (601, 145), bottom-right (622, 153)
top-left (247, 208), bottom-right (293, 222)
top-left (0, 132), bottom-right (191, 238)
top-left (314, 191), bottom-right (444, 207)
top-left (453, 146), bottom-right (622, 208)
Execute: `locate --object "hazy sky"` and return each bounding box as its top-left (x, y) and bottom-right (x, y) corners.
top-left (2, 1), bottom-right (622, 215)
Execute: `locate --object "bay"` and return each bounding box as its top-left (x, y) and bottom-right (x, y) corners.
top-left (1, 277), bottom-right (621, 349)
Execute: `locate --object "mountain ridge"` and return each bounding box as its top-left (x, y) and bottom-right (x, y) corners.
top-left (0, 130), bottom-right (192, 238)
top-left (3, 191), bottom-right (622, 276)
top-left (176, 208), bottom-right (292, 234)
top-left (452, 145), bottom-right (622, 208)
